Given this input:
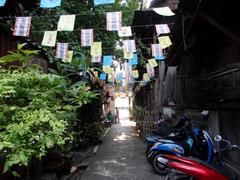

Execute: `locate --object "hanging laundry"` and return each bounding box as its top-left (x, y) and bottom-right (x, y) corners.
top-left (91, 42), bottom-right (102, 56)
top-left (94, 0), bottom-right (115, 6)
top-left (155, 24), bottom-right (170, 36)
top-left (123, 40), bottom-right (136, 52)
top-left (13, 17), bottom-right (31, 37)
top-left (56, 43), bottom-right (68, 59)
top-left (151, 44), bottom-right (163, 57)
top-left (158, 36), bottom-right (172, 49)
top-left (57, 15), bottom-right (76, 31)
top-left (81, 29), bottom-right (93, 47)
top-left (40, 0), bottom-right (61, 8)
top-left (103, 55), bottom-right (113, 66)
top-left (42, 31), bottom-right (57, 47)
top-left (106, 12), bottom-right (122, 31)
top-left (153, 6), bottom-right (175, 16)
top-left (91, 56), bottom-right (101, 63)
top-left (118, 26), bottom-right (132, 37)
top-left (0, 0), bottom-right (6, 7)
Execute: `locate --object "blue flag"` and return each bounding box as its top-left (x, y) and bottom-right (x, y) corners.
top-left (155, 55), bottom-right (165, 61)
top-left (0, 0), bottom-right (6, 6)
top-left (117, 73), bottom-right (123, 80)
top-left (40, 0), bottom-right (61, 8)
top-left (103, 55), bottom-right (113, 66)
top-left (94, 0), bottom-right (115, 6)
top-left (128, 53), bottom-right (138, 65)
top-left (100, 73), bottom-right (107, 80)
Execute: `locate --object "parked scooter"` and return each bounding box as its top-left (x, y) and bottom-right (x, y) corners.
top-left (145, 114), bottom-right (192, 154)
top-left (158, 135), bottom-right (239, 180)
top-left (149, 127), bottom-right (214, 175)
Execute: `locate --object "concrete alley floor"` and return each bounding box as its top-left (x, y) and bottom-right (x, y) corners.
top-left (81, 108), bottom-right (164, 180)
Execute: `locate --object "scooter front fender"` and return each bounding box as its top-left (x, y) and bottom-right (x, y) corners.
top-left (149, 143), bottom-right (185, 156)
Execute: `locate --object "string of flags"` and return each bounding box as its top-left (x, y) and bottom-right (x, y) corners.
top-left (0, 1), bottom-right (176, 85)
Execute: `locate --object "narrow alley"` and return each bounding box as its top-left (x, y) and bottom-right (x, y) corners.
top-left (81, 104), bottom-right (163, 180)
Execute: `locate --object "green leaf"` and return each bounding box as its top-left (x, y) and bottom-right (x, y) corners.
top-left (17, 43), bottom-right (27, 50)
top-left (12, 171), bottom-right (21, 177)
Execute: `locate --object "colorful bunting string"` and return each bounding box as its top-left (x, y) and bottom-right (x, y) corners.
top-left (13, 17), bottom-right (31, 37)
top-left (106, 12), bottom-right (122, 31)
top-left (56, 43), bottom-right (68, 59)
top-left (81, 29), bottom-right (94, 47)
top-left (40, 0), bottom-right (61, 8)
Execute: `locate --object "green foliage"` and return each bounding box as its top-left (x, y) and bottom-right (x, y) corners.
top-left (0, 43), bottom-right (40, 65)
top-left (0, 68), bottom-right (99, 174)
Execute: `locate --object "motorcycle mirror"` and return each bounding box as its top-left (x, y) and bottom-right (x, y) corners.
top-left (214, 135), bottom-right (222, 142)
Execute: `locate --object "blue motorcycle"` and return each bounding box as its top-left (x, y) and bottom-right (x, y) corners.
top-left (148, 128), bottom-right (214, 175)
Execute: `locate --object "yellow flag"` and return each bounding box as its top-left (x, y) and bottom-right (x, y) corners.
top-left (158, 36), bottom-right (172, 49)
top-left (103, 66), bottom-right (111, 73)
top-left (91, 42), bottom-right (102, 56)
top-left (57, 15), bottom-right (76, 31)
top-left (132, 70), bottom-right (139, 78)
top-left (108, 74), bottom-right (113, 82)
top-left (118, 26), bottom-right (132, 37)
top-left (153, 7), bottom-right (175, 16)
top-left (148, 59), bottom-right (158, 67)
top-left (42, 31), bottom-right (57, 47)
top-left (93, 71), bottom-right (98, 77)
top-left (124, 50), bottom-right (134, 59)
top-left (143, 73), bottom-right (150, 81)
top-left (63, 51), bottom-right (73, 63)
top-left (110, 67), bottom-right (115, 74)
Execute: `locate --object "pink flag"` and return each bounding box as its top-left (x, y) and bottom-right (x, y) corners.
top-left (56, 43), bottom-right (68, 59)
top-left (81, 29), bottom-right (93, 47)
top-left (13, 17), bottom-right (31, 36)
top-left (91, 56), bottom-right (102, 63)
top-left (155, 24), bottom-right (170, 36)
top-left (151, 44), bottom-right (163, 57)
top-left (106, 12), bottom-right (122, 31)
top-left (146, 63), bottom-right (155, 78)
top-left (123, 40), bottom-right (136, 52)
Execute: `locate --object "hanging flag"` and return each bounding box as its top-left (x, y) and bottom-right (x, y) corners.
top-left (148, 59), bottom-right (158, 67)
top-left (151, 44), bottom-right (163, 57)
top-left (91, 56), bottom-right (101, 63)
top-left (118, 26), bottom-right (132, 37)
top-left (40, 0), bottom-right (61, 8)
top-left (110, 67), bottom-right (115, 74)
top-left (93, 71), bottom-right (98, 77)
top-left (132, 70), bottom-right (139, 79)
top-left (81, 29), bottom-right (93, 47)
top-left (123, 40), bottom-right (136, 52)
top-left (153, 7), bottom-right (175, 16)
top-left (91, 42), bottom-right (102, 56)
top-left (94, 0), bottom-right (115, 6)
top-left (63, 51), bottom-right (73, 63)
top-left (158, 36), bottom-right (172, 49)
top-left (42, 31), bottom-right (57, 47)
top-left (124, 50), bottom-right (134, 59)
top-left (108, 74), bottom-right (113, 82)
top-left (13, 17), bottom-right (31, 37)
top-left (146, 63), bottom-right (155, 78)
top-left (128, 53), bottom-right (138, 65)
top-left (117, 73), bottom-right (123, 81)
top-left (103, 55), bottom-right (113, 66)
top-left (100, 73), bottom-right (107, 80)
top-left (106, 12), bottom-right (122, 31)
top-left (143, 73), bottom-right (150, 81)
top-left (0, 0), bottom-right (6, 7)
top-left (56, 43), bottom-right (68, 59)
top-left (103, 66), bottom-right (111, 73)
top-left (155, 55), bottom-right (166, 60)
top-left (155, 24), bottom-right (170, 36)
top-left (57, 15), bottom-right (76, 31)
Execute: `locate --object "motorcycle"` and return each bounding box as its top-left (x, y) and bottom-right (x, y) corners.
top-left (158, 135), bottom-right (239, 180)
top-left (145, 114), bottom-right (192, 154)
top-left (148, 127), bottom-right (214, 175)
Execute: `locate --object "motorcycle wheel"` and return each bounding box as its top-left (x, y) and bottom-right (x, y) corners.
top-left (152, 154), bottom-right (168, 175)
